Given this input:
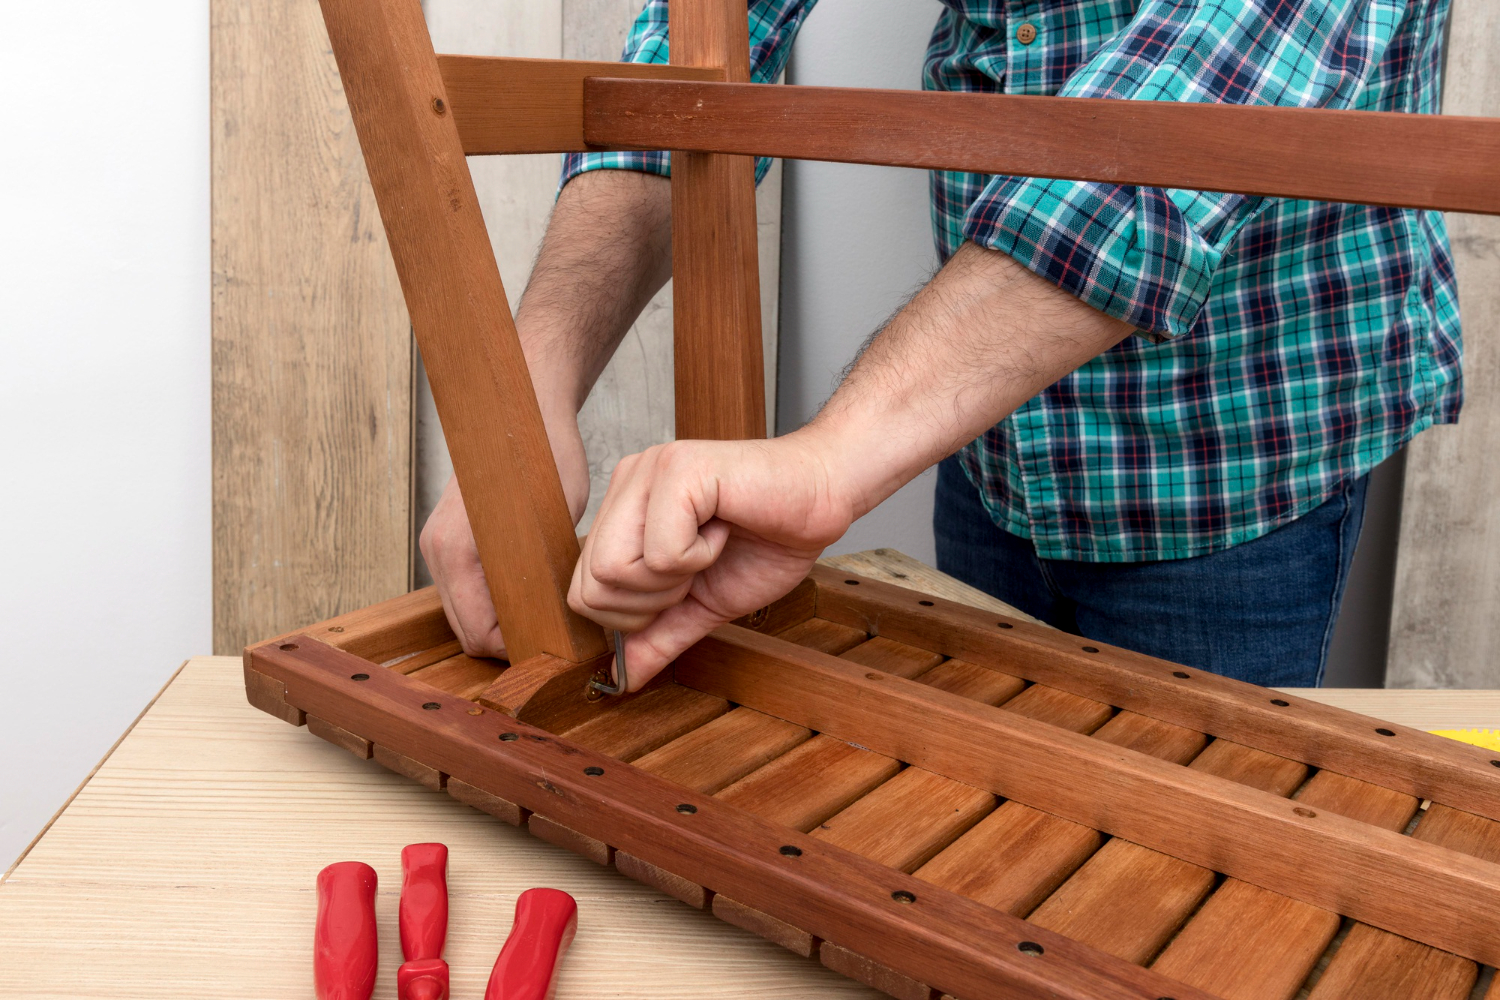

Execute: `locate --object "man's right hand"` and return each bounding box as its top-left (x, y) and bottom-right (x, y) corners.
top-left (418, 415), bottom-right (592, 659)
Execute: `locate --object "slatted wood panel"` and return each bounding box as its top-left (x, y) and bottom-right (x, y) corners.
top-left (211, 0), bottom-right (413, 653)
top-left (253, 577), bottom-right (1500, 1000)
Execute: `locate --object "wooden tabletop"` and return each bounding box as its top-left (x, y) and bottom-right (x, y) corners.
top-left (4, 552), bottom-right (1498, 999)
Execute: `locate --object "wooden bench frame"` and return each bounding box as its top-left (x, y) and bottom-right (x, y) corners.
top-left (244, 1), bottom-right (1500, 997)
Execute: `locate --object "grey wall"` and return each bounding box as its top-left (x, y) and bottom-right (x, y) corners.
top-left (776, 0), bottom-right (1401, 684)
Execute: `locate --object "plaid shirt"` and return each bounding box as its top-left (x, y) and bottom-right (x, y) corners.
top-left (564, 0), bottom-right (1461, 562)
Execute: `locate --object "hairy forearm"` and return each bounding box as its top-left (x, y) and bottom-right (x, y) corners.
top-left (515, 169), bottom-right (672, 423)
top-left (801, 242), bottom-right (1134, 518)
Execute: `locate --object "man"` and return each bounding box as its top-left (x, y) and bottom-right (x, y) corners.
top-left (421, 0), bottom-right (1459, 692)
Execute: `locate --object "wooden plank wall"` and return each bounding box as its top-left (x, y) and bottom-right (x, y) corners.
top-left (1388, 0), bottom-right (1500, 688)
top-left (413, 0), bottom-right (782, 579)
top-left (211, 0), bottom-right (413, 654)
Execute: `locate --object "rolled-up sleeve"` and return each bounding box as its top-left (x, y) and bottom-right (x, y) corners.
top-left (561, 0), bottom-right (819, 189)
top-left (965, 0), bottom-right (1411, 338)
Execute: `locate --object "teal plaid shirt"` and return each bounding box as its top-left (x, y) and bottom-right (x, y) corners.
top-left (564, 0), bottom-right (1461, 562)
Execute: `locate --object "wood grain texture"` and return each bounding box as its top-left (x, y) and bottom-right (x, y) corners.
top-left (631, 707), bottom-right (811, 793)
top-left (441, 55), bottom-right (721, 153)
top-left (317, 0), bottom-right (605, 662)
top-left (811, 768), bottom-right (996, 873)
top-left (819, 549), bottom-right (1044, 626)
top-left (669, 0), bottom-right (765, 441)
top-left (586, 78), bottom-right (1500, 215)
top-left (1390, 0), bottom-right (1500, 687)
top-left (675, 626), bottom-right (1500, 965)
top-left (715, 736), bottom-right (901, 833)
top-left (211, 0), bottom-right (412, 654)
top-left (0, 658), bottom-right (890, 999)
top-left (812, 568), bottom-right (1500, 821)
top-left (253, 641), bottom-right (1220, 1000)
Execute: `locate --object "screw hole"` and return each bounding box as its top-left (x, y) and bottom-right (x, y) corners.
top-left (1375, 728), bottom-right (1396, 737)
top-left (467, 707), bottom-right (483, 716)
top-left (350, 673), bottom-right (369, 681)
top-left (865, 672), bottom-right (882, 681)
top-left (1491, 760), bottom-right (1500, 769)
top-left (919, 600), bottom-right (934, 607)
top-left (1270, 698), bottom-right (1290, 707)
top-left (279, 643), bottom-right (298, 651)
top-left (328, 626), bottom-right (345, 633)
top-left (1172, 670), bottom-right (1190, 679)
top-left (432, 97), bottom-right (446, 115)
top-left (779, 845), bottom-right (803, 857)
top-left (844, 579), bottom-right (859, 585)
top-left (1081, 646), bottom-right (1099, 653)
top-left (891, 890), bottom-right (916, 904)
top-left (499, 732), bottom-right (519, 742)
top-left (422, 702), bottom-right (441, 711)
top-left (997, 622), bottom-right (1014, 629)
top-left (584, 766), bottom-right (605, 777)
top-left (676, 803), bottom-right (697, 814)
top-left (1294, 807), bottom-right (1317, 818)
top-left (1017, 941), bottom-right (1044, 957)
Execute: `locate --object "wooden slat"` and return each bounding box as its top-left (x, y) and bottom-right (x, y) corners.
top-left (810, 569), bottom-right (1500, 821)
top-left (315, 0), bottom-right (606, 663)
top-left (253, 638), bottom-right (1219, 1000)
top-left (584, 78), bottom-right (1500, 216)
top-left (916, 659), bottom-right (1026, 705)
top-left (437, 55), bottom-right (721, 154)
top-left (631, 707), bottom-right (811, 793)
top-left (839, 637), bottom-right (944, 679)
top-left (559, 684), bottom-right (729, 761)
top-left (675, 626), bottom-right (1500, 965)
top-left (774, 617), bottom-right (867, 655)
top-left (668, 0), bottom-right (765, 440)
top-left (812, 768), bottom-right (995, 873)
top-left (407, 653), bottom-right (503, 700)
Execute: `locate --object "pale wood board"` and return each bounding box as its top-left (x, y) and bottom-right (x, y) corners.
top-left (1389, 0), bottom-right (1500, 689)
top-left (211, 0), bottom-right (413, 654)
top-left (0, 657), bottom-right (881, 1000)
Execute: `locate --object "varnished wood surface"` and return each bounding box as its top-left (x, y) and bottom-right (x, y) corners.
top-left (586, 78), bottom-right (1500, 215)
top-left (317, 0), bottom-right (605, 662)
top-left (211, 0), bottom-right (412, 654)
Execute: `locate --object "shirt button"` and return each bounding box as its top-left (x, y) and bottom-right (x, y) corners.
top-left (1016, 22), bottom-right (1038, 45)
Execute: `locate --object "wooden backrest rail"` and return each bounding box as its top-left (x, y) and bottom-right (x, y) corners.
top-left (808, 567), bottom-right (1500, 821)
top-left (674, 625), bottom-right (1500, 967)
top-left (582, 79), bottom-right (1500, 216)
top-left (254, 637), bottom-right (1221, 1000)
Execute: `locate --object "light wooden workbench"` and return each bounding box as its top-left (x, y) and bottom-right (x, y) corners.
top-left (3, 551), bottom-right (1498, 999)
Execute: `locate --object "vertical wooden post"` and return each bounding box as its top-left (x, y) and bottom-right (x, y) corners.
top-left (670, 0), bottom-right (767, 441)
top-left (316, 0), bottom-right (608, 664)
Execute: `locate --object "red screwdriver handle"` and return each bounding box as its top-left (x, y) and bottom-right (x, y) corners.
top-left (400, 843), bottom-right (449, 961)
top-left (484, 888), bottom-right (579, 1000)
top-left (314, 862), bottom-right (379, 1000)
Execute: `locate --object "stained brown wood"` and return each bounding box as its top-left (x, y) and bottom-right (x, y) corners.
top-left (773, 616), bottom-right (867, 655)
top-left (388, 640), bottom-right (465, 675)
top-left (584, 78), bottom-right (1500, 216)
top-left (445, 776), bottom-right (524, 826)
top-left (716, 736), bottom-right (901, 833)
top-left (668, 0), bottom-right (765, 440)
top-left (812, 768), bottom-right (995, 873)
top-left (278, 586), bottom-right (451, 665)
top-left (373, 744), bottom-right (444, 791)
top-left (839, 637), bottom-right (945, 679)
top-left (315, 0), bottom-right (606, 663)
top-left (307, 714), bottom-right (373, 759)
top-left (212, 0), bottom-right (413, 656)
top-left (254, 637), bottom-right (1218, 1000)
top-left (1306, 924), bottom-right (1477, 1000)
top-left (811, 569), bottom-right (1500, 821)
top-left (676, 626), bottom-right (1500, 965)
top-left (916, 658), bottom-right (1026, 705)
top-left (559, 684), bottom-right (729, 761)
top-left (438, 55), bottom-right (721, 154)
top-left (407, 653), bottom-right (503, 699)
top-left (631, 707), bottom-right (812, 793)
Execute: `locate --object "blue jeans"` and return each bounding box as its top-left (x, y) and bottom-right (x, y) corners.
top-left (933, 456), bottom-right (1369, 687)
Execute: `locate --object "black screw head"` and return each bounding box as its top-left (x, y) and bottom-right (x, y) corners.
top-left (1081, 646), bottom-right (1099, 653)
top-left (1172, 670), bottom-right (1190, 679)
top-left (779, 845), bottom-right (803, 857)
top-left (675, 803), bottom-right (697, 814)
top-left (997, 622), bottom-right (1013, 629)
top-left (584, 766), bottom-right (604, 777)
top-left (422, 702), bottom-right (441, 711)
top-left (919, 600), bottom-right (934, 607)
top-left (350, 673), bottom-right (369, 681)
top-left (844, 579), bottom-right (859, 585)
top-left (1375, 728), bottom-right (1396, 737)
top-left (890, 890), bottom-right (916, 904)
top-left (499, 732), bottom-right (519, 742)
top-left (1491, 760), bottom-right (1500, 769)
top-left (1271, 698), bottom-right (1290, 706)
top-left (1017, 941), bottom-right (1044, 957)
top-left (432, 97), bottom-right (447, 115)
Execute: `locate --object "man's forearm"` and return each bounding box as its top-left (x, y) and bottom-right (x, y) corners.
top-left (515, 170), bottom-right (672, 425)
top-left (799, 242), bottom-right (1135, 519)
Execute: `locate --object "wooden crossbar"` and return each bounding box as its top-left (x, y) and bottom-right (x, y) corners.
top-left (674, 625), bottom-right (1500, 968)
top-left (578, 78), bottom-right (1500, 215)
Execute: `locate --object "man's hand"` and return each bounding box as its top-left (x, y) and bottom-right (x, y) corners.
top-left (569, 436), bottom-right (857, 681)
top-left (570, 243), bottom-right (1134, 687)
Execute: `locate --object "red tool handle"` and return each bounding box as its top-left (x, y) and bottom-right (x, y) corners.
top-left (314, 862), bottom-right (379, 1000)
top-left (400, 842), bottom-right (449, 961)
top-left (484, 888), bottom-right (579, 1000)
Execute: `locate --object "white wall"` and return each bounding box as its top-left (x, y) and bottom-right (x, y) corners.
top-left (0, 4), bottom-right (210, 868)
top-left (778, 0), bottom-right (945, 562)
